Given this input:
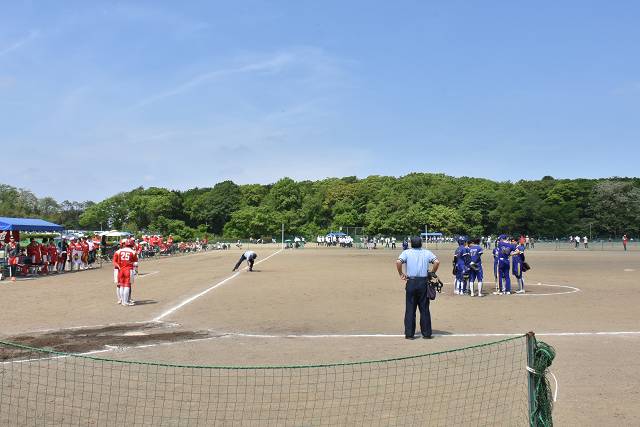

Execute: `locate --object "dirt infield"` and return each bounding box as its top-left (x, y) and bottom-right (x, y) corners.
top-left (1, 245), bottom-right (639, 426)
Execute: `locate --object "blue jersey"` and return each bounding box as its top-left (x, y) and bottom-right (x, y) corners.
top-left (512, 245), bottom-right (524, 263)
top-left (455, 245), bottom-right (469, 265)
top-left (497, 241), bottom-right (517, 259)
top-left (468, 245), bottom-right (483, 264)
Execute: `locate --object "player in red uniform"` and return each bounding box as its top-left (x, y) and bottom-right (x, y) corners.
top-left (39, 238), bottom-right (50, 275)
top-left (80, 238), bottom-right (89, 269)
top-left (6, 235), bottom-right (21, 281)
top-left (72, 238), bottom-right (83, 271)
top-left (113, 239), bottom-right (138, 306)
top-left (26, 238), bottom-right (41, 276)
top-left (48, 238), bottom-right (57, 274)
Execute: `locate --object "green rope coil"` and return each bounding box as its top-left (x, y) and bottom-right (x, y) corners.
top-left (530, 340), bottom-right (556, 427)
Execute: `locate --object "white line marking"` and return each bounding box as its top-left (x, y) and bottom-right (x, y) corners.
top-left (152, 249), bottom-right (283, 321)
top-left (442, 282), bottom-right (580, 296)
top-left (3, 330), bottom-right (639, 365)
top-left (135, 271), bottom-right (159, 279)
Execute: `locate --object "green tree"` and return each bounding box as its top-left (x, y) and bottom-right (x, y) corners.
top-left (185, 181), bottom-right (242, 234)
top-left (79, 193), bottom-right (129, 230)
top-left (270, 177), bottom-right (302, 211)
top-left (128, 187), bottom-right (182, 230)
top-left (427, 204), bottom-right (465, 235)
top-left (588, 180), bottom-right (640, 236)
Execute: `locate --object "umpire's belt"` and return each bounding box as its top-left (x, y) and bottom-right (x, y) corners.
top-left (408, 276), bottom-right (428, 279)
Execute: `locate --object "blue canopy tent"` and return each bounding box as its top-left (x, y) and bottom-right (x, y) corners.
top-left (421, 233), bottom-right (442, 236)
top-left (1, 218), bottom-right (63, 277)
top-left (0, 217), bottom-right (63, 232)
top-left (326, 232), bottom-right (347, 236)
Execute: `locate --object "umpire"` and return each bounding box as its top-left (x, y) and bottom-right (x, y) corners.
top-left (233, 250), bottom-right (257, 272)
top-left (396, 236), bottom-right (440, 339)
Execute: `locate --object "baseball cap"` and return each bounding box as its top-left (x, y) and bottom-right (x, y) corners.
top-left (499, 234), bottom-right (506, 240)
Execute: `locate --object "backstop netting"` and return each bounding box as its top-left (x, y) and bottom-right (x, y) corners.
top-left (1, 336), bottom-right (529, 426)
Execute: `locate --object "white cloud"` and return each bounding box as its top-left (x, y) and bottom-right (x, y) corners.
top-left (0, 30), bottom-right (39, 57)
top-left (127, 51), bottom-right (296, 110)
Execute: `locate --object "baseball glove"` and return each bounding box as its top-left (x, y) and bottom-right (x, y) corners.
top-left (429, 273), bottom-right (444, 293)
top-left (522, 262), bottom-right (531, 272)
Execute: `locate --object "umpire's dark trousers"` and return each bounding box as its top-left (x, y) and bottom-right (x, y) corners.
top-left (404, 277), bottom-right (432, 337)
top-left (233, 254), bottom-right (254, 270)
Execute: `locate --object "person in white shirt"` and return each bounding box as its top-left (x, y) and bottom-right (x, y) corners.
top-left (233, 250), bottom-right (257, 272)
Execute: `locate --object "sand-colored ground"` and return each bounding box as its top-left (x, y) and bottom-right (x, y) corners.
top-left (1, 245), bottom-right (639, 426)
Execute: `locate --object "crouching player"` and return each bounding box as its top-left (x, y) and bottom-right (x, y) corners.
top-left (468, 238), bottom-right (484, 297)
top-left (113, 239), bottom-right (138, 306)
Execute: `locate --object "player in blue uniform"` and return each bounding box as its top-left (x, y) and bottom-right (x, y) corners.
top-left (453, 237), bottom-right (470, 295)
top-left (496, 235), bottom-right (521, 295)
top-left (467, 238), bottom-right (484, 297)
top-left (510, 237), bottom-right (526, 293)
top-left (492, 244), bottom-right (500, 294)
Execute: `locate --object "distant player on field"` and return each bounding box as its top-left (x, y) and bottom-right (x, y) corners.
top-left (467, 238), bottom-right (484, 297)
top-left (113, 239), bottom-right (138, 306)
top-left (496, 235), bottom-right (521, 295)
top-left (453, 237), bottom-right (469, 295)
top-left (511, 237), bottom-right (526, 293)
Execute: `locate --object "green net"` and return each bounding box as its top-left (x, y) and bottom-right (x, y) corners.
top-left (530, 340), bottom-right (556, 427)
top-left (1, 336), bottom-right (529, 426)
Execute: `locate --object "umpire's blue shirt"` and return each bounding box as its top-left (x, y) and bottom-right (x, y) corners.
top-left (398, 248), bottom-right (437, 277)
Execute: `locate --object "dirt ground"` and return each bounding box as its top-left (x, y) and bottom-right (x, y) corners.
top-left (1, 245), bottom-right (639, 426)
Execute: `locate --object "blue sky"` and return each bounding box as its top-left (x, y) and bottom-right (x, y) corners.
top-left (1, 1), bottom-right (639, 203)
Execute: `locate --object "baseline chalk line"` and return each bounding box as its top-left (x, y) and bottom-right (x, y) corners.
top-left (153, 249), bottom-right (283, 321)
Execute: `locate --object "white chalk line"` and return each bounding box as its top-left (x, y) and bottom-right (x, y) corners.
top-left (135, 271), bottom-right (159, 279)
top-left (443, 282), bottom-right (580, 296)
top-left (4, 330), bottom-right (639, 365)
top-left (84, 330), bottom-right (640, 355)
top-left (152, 249), bottom-right (283, 321)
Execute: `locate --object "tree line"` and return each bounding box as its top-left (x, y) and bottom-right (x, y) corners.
top-left (2, 174), bottom-right (639, 240)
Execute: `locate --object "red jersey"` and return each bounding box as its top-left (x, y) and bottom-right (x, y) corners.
top-left (167, 237), bottom-right (173, 245)
top-left (113, 247), bottom-right (138, 285)
top-left (27, 242), bottom-right (41, 263)
top-left (48, 243), bottom-right (57, 263)
top-left (113, 247), bottom-right (138, 269)
top-left (8, 242), bottom-right (18, 265)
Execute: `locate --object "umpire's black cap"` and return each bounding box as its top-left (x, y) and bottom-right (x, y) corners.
top-left (410, 236), bottom-right (422, 248)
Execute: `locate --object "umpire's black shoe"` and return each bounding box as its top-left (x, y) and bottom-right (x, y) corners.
top-left (232, 269), bottom-right (236, 272)
top-left (422, 335), bottom-right (433, 339)
top-left (405, 335), bottom-right (416, 340)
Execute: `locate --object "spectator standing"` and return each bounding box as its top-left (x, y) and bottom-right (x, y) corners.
top-left (6, 236), bottom-right (20, 281)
